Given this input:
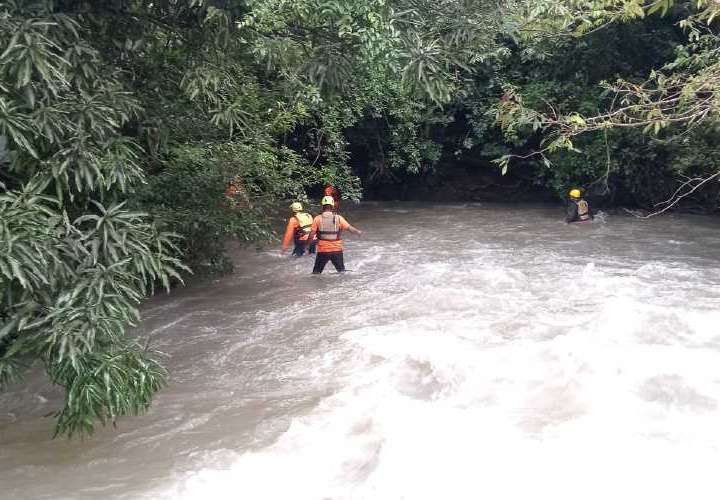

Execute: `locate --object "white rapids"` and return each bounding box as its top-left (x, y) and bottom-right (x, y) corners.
top-left (2, 202), bottom-right (720, 500)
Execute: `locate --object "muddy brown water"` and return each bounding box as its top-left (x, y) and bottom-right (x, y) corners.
top-left (2, 203), bottom-right (720, 499)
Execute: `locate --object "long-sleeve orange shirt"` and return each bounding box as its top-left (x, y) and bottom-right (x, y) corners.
top-left (282, 214), bottom-right (315, 250)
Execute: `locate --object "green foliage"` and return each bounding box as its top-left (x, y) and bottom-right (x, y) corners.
top-left (0, 0), bottom-right (185, 437)
top-left (3, 0), bottom-right (463, 436)
top-left (134, 141), bottom-right (321, 274)
top-left (492, 0), bottom-right (720, 209)
top-left (5, 0), bottom-right (720, 440)
top-left (50, 343), bottom-right (167, 438)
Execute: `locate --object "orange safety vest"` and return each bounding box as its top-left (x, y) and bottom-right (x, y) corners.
top-left (317, 212), bottom-right (341, 241)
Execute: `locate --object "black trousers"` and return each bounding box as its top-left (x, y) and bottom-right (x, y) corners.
top-left (292, 238), bottom-right (316, 256)
top-left (312, 251), bottom-right (345, 274)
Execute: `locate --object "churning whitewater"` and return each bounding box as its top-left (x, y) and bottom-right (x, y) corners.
top-left (2, 203), bottom-right (720, 500)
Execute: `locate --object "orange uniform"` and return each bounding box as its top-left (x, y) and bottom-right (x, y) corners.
top-left (282, 212), bottom-right (314, 250)
top-left (311, 214), bottom-right (350, 253)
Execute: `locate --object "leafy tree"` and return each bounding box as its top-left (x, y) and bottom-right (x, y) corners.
top-left (0, 0), bottom-right (184, 436)
top-left (0, 0), bottom-right (513, 436)
top-left (7, 0), bottom-right (717, 439)
top-left (495, 0), bottom-right (720, 212)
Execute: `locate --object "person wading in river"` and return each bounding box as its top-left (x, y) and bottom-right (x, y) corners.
top-left (306, 196), bottom-right (361, 273)
top-left (323, 184), bottom-right (340, 211)
top-left (566, 188), bottom-right (592, 223)
top-left (282, 202), bottom-right (317, 256)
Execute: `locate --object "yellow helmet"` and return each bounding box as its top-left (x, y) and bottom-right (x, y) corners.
top-left (569, 189), bottom-right (582, 199)
top-left (290, 202), bottom-right (303, 212)
top-left (321, 195), bottom-right (335, 207)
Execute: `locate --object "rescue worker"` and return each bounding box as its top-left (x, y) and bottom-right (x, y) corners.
top-left (282, 202), bottom-right (316, 256)
top-left (323, 184), bottom-right (340, 211)
top-left (566, 188), bottom-right (592, 223)
top-left (307, 196), bottom-right (361, 274)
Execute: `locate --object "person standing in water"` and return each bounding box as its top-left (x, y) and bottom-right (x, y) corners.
top-left (307, 196), bottom-right (361, 274)
top-left (566, 188), bottom-right (592, 223)
top-left (323, 184), bottom-right (340, 211)
top-left (282, 202), bottom-right (316, 256)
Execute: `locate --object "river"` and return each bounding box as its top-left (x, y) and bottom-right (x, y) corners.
top-left (2, 203), bottom-right (720, 500)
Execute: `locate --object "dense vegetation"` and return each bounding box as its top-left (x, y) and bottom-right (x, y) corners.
top-left (1, 0), bottom-right (718, 436)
